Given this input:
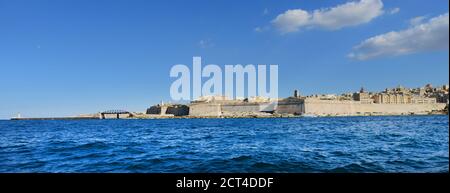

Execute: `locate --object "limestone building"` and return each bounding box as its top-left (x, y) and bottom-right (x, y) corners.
top-left (353, 87), bottom-right (373, 104)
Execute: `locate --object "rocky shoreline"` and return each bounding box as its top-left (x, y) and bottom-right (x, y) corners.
top-left (128, 110), bottom-right (448, 119)
top-left (10, 109), bottom-right (447, 120)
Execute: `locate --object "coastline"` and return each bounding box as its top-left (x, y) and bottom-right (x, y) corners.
top-left (127, 111), bottom-right (449, 119)
top-left (7, 84), bottom-right (449, 121)
top-left (9, 111), bottom-right (448, 120)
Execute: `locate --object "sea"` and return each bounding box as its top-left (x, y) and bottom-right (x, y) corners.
top-left (0, 115), bottom-right (448, 173)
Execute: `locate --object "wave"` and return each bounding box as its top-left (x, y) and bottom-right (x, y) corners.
top-left (76, 141), bottom-right (109, 150)
top-left (327, 161), bottom-right (384, 173)
top-left (231, 155), bottom-right (253, 161)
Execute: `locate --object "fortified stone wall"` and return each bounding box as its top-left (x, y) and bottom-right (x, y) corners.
top-left (189, 103), bottom-right (221, 116)
top-left (166, 105), bottom-right (189, 116)
top-left (146, 105), bottom-right (189, 116)
top-left (221, 103), bottom-right (261, 114)
top-left (189, 99), bottom-right (446, 116)
top-left (146, 106), bottom-right (161, 114)
top-left (189, 102), bottom-right (270, 116)
top-left (303, 100), bottom-right (359, 116)
top-left (276, 103), bottom-right (304, 115)
top-left (303, 100), bottom-right (446, 116)
top-left (357, 103), bottom-right (446, 115)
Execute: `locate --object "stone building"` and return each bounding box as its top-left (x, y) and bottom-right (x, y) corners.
top-left (430, 85), bottom-right (449, 103)
top-left (353, 87), bottom-right (373, 104)
top-left (411, 96), bottom-right (437, 104)
top-left (372, 85), bottom-right (429, 104)
top-left (373, 93), bottom-right (412, 104)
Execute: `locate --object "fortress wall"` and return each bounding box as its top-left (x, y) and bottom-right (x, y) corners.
top-left (146, 106), bottom-right (161, 114)
top-left (221, 103), bottom-right (261, 114)
top-left (304, 101), bottom-right (446, 115)
top-left (276, 103), bottom-right (304, 114)
top-left (304, 101), bottom-right (359, 115)
top-left (189, 103), bottom-right (221, 116)
top-left (188, 100), bottom-right (446, 116)
top-left (147, 105), bottom-right (189, 116)
top-left (259, 102), bottom-right (277, 112)
top-left (355, 103), bottom-right (446, 114)
top-left (166, 106), bottom-right (189, 116)
top-left (190, 103), bottom-right (269, 116)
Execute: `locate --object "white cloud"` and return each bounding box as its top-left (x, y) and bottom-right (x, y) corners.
top-left (349, 13), bottom-right (449, 60)
top-left (271, 0), bottom-right (384, 34)
top-left (409, 16), bottom-right (427, 26)
top-left (389, 7), bottom-right (400, 15)
top-left (272, 9), bottom-right (310, 33)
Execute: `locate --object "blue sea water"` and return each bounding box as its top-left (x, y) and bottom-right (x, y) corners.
top-left (0, 115), bottom-right (448, 173)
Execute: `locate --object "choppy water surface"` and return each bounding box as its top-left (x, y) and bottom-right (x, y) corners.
top-left (0, 115), bottom-right (448, 172)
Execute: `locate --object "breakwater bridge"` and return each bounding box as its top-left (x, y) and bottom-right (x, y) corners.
top-left (100, 110), bottom-right (131, 119)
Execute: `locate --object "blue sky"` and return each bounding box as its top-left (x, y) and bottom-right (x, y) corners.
top-left (0, 0), bottom-right (448, 119)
